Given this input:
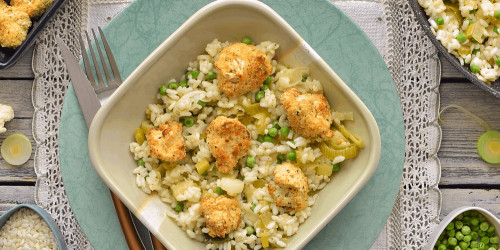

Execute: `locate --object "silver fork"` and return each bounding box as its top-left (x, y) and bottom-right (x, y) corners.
top-left (78, 27), bottom-right (122, 105)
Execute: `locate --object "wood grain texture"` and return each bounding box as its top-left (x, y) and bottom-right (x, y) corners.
top-left (0, 186), bottom-right (35, 215)
top-left (0, 79), bottom-right (34, 118)
top-left (440, 188), bottom-right (500, 219)
top-left (438, 80), bottom-right (500, 185)
top-left (440, 56), bottom-right (464, 79)
top-left (0, 47), bottom-right (35, 79)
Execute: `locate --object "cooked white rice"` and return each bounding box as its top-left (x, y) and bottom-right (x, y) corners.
top-left (418, 0), bottom-right (500, 83)
top-left (0, 208), bottom-right (58, 250)
top-left (129, 39), bottom-right (356, 249)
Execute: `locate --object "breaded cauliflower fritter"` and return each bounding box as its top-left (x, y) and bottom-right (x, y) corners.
top-left (268, 162), bottom-right (309, 212)
top-left (10, 0), bottom-right (55, 19)
top-left (146, 122), bottom-right (186, 162)
top-left (206, 116), bottom-right (251, 173)
top-left (215, 42), bottom-right (273, 97)
top-left (200, 195), bottom-right (241, 238)
top-left (280, 88), bottom-right (334, 141)
top-left (0, 0), bottom-right (7, 10)
top-left (0, 6), bottom-right (31, 48)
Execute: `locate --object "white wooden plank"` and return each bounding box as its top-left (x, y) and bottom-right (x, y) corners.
top-left (439, 81), bottom-right (500, 185)
top-left (441, 189), bottom-right (500, 219)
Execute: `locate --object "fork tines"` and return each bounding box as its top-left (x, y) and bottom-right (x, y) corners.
top-left (79, 27), bottom-right (122, 88)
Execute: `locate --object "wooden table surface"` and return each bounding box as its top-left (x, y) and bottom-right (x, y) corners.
top-left (1, 47), bottom-right (499, 241)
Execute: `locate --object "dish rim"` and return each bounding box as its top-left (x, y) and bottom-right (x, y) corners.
top-left (0, 0), bottom-right (67, 69)
top-left (408, 0), bottom-right (500, 98)
top-left (0, 203), bottom-right (68, 250)
top-left (88, 0), bottom-right (381, 248)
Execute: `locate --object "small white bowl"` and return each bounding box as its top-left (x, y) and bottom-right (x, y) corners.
top-left (88, 0), bottom-right (381, 249)
top-left (426, 206), bottom-right (500, 250)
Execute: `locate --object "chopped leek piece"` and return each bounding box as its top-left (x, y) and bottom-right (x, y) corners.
top-left (320, 143), bottom-right (358, 160)
top-left (316, 163), bottom-right (334, 176)
top-left (259, 211), bottom-right (274, 229)
top-left (1, 134), bottom-right (32, 166)
top-left (253, 179), bottom-right (267, 188)
top-left (141, 120), bottom-right (154, 134)
top-left (477, 131), bottom-right (500, 163)
top-left (334, 120), bottom-right (365, 148)
top-left (244, 103), bottom-right (267, 115)
top-left (134, 128), bottom-right (146, 145)
top-left (195, 159), bottom-right (211, 175)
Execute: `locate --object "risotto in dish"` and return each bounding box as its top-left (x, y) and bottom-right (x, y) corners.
top-left (129, 37), bottom-right (364, 249)
top-left (418, 0), bottom-right (500, 83)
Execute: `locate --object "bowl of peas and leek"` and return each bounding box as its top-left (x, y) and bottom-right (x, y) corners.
top-left (426, 206), bottom-right (500, 250)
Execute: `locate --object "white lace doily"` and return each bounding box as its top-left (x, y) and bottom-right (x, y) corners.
top-left (32, 0), bottom-right (442, 249)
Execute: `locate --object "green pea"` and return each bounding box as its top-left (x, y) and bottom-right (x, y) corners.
top-left (175, 201), bottom-right (184, 212)
top-left (478, 242), bottom-right (486, 249)
top-left (478, 230), bottom-right (486, 237)
top-left (494, 26), bottom-right (498, 34)
top-left (246, 226), bottom-right (255, 235)
top-left (332, 163), bottom-right (340, 172)
top-left (471, 231), bottom-right (479, 240)
top-left (447, 223), bottom-right (455, 230)
top-left (268, 127), bottom-right (278, 137)
top-left (487, 225), bottom-right (496, 234)
top-left (448, 237), bottom-right (458, 246)
top-left (186, 70), bottom-right (200, 80)
top-left (263, 135), bottom-right (274, 143)
top-left (480, 222), bottom-right (490, 231)
top-left (168, 81), bottom-right (179, 89)
top-left (456, 221), bottom-right (464, 230)
top-left (471, 241), bottom-right (479, 248)
top-left (436, 17), bottom-right (444, 25)
top-left (287, 151), bottom-right (296, 161)
top-left (246, 156), bottom-right (255, 168)
top-left (250, 202), bottom-right (256, 211)
top-left (470, 9), bottom-right (477, 14)
top-left (464, 235), bottom-right (472, 242)
top-left (490, 236), bottom-right (499, 244)
top-left (462, 226), bottom-right (472, 235)
top-left (197, 100), bottom-right (206, 107)
top-left (472, 49), bottom-right (480, 55)
top-left (481, 236), bottom-right (490, 244)
top-left (255, 90), bottom-right (265, 102)
top-left (437, 244), bottom-right (447, 250)
top-left (258, 135), bottom-right (265, 143)
top-left (182, 117), bottom-right (194, 127)
top-left (260, 84), bottom-right (269, 91)
top-left (496, 58), bottom-right (500, 67)
top-left (448, 229), bottom-right (456, 237)
top-left (459, 242), bottom-right (469, 249)
top-left (159, 85), bottom-right (168, 95)
top-left (495, 11), bottom-right (500, 19)
top-left (179, 80), bottom-right (188, 88)
top-left (263, 76), bottom-right (272, 84)
top-left (216, 187), bottom-right (226, 195)
top-left (470, 65), bottom-right (480, 73)
top-left (280, 126), bottom-right (290, 137)
top-left (301, 75), bottom-right (307, 82)
top-left (272, 121), bottom-right (280, 129)
top-left (206, 71), bottom-right (217, 80)
top-left (138, 159), bottom-right (145, 166)
top-left (472, 37), bottom-right (479, 43)
top-left (242, 36), bottom-right (253, 45)
top-left (457, 33), bottom-right (467, 43)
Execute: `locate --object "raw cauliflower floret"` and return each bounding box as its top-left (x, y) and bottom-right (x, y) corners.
top-left (215, 42), bottom-right (273, 97)
top-left (268, 162), bottom-right (309, 212)
top-left (206, 116), bottom-right (251, 173)
top-left (200, 195), bottom-right (241, 238)
top-left (280, 88), bottom-right (334, 141)
top-left (0, 104), bottom-right (14, 134)
top-left (146, 122), bottom-right (186, 162)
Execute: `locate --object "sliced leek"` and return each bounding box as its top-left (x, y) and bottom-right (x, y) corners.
top-left (134, 128), bottom-right (146, 145)
top-left (195, 159), bottom-right (211, 175)
top-left (244, 103), bottom-right (267, 115)
top-left (1, 134), bottom-right (32, 166)
top-left (320, 143), bottom-right (358, 160)
top-left (333, 120), bottom-right (365, 148)
top-left (315, 163), bottom-right (333, 176)
top-left (141, 120), bottom-right (154, 134)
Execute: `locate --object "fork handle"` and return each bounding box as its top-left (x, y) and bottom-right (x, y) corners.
top-left (110, 191), bottom-right (145, 250)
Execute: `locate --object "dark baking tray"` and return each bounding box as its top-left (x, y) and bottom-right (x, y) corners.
top-left (409, 0), bottom-right (500, 98)
top-left (0, 0), bottom-right (66, 69)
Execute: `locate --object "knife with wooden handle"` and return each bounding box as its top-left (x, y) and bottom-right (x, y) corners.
top-left (56, 36), bottom-right (164, 250)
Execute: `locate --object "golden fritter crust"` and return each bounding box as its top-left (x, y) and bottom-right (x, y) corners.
top-left (146, 122), bottom-right (186, 162)
top-left (0, 6), bottom-right (31, 48)
top-left (280, 88), bottom-right (334, 141)
top-left (10, 0), bottom-right (55, 19)
top-left (200, 195), bottom-right (241, 238)
top-left (268, 162), bottom-right (309, 212)
top-left (215, 43), bottom-right (273, 97)
top-left (206, 116), bottom-right (250, 173)
top-left (0, 1), bottom-right (7, 10)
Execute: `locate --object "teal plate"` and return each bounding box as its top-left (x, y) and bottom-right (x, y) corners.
top-left (59, 0), bottom-right (404, 249)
